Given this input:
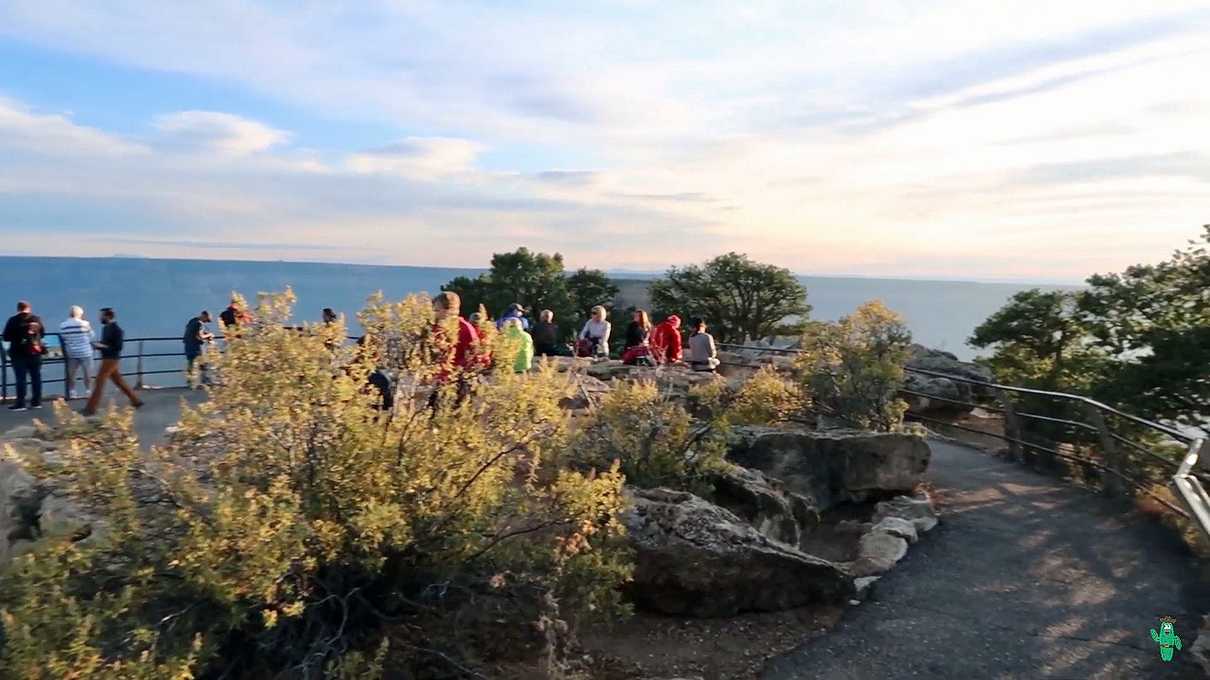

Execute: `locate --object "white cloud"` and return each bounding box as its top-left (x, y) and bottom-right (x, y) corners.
top-left (346, 137), bottom-right (484, 179)
top-left (154, 110), bottom-right (289, 155)
top-left (0, 96), bottom-right (146, 156)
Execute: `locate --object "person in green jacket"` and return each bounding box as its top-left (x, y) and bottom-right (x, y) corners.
top-left (504, 318), bottom-right (533, 373)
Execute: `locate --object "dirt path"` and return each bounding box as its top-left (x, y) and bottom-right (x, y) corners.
top-left (762, 440), bottom-right (1210, 679)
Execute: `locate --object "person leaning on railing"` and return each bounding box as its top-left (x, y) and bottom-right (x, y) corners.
top-left (83, 307), bottom-right (144, 416)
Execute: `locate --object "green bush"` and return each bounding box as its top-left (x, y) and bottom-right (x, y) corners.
top-left (0, 290), bottom-right (631, 679)
top-left (796, 300), bottom-right (911, 432)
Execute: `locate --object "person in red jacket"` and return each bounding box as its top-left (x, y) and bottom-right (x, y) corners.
top-left (431, 291), bottom-right (480, 379)
top-left (650, 314), bottom-right (683, 365)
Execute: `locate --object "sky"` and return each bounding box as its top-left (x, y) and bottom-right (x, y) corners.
top-left (1, 1), bottom-right (1209, 283)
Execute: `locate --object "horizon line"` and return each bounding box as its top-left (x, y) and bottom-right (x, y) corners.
top-left (0, 252), bottom-right (1086, 288)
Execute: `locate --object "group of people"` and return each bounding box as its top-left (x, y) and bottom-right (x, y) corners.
top-left (3, 301), bottom-right (143, 414)
top-left (435, 296), bottom-right (722, 375)
top-left (574, 306), bottom-right (719, 372)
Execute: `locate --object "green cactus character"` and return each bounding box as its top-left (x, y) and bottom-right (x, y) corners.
top-left (1150, 617), bottom-right (1183, 662)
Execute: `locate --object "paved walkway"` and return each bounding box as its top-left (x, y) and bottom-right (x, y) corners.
top-left (764, 440), bottom-right (1210, 679)
top-left (0, 387), bottom-right (204, 447)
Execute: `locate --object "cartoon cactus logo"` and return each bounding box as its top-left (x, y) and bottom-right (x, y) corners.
top-left (1150, 616), bottom-right (1183, 662)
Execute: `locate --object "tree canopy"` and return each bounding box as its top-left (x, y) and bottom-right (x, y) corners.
top-left (649, 252), bottom-right (811, 344)
top-left (442, 247), bottom-right (618, 341)
top-left (971, 225), bottom-right (1210, 429)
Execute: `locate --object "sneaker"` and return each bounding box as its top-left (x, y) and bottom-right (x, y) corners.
top-left (133, 400), bottom-right (145, 409)
top-left (8, 405), bottom-right (27, 412)
top-left (30, 403), bottom-right (42, 409)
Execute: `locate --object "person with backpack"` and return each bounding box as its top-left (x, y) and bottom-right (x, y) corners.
top-left (60, 305), bottom-right (95, 399)
top-left (3, 301), bottom-right (47, 411)
top-left (577, 305), bottom-right (612, 358)
top-left (650, 314), bottom-right (683, 365)
top-left (183, 310), bottom-right (214, 388)
top-left (83, 307), bottom-right (143, 415)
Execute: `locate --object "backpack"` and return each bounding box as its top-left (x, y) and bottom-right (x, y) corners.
top-left (621, 345), bottom-right (655, 366)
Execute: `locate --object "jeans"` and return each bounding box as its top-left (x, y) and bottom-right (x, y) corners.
top-left (84, 358), bottom-right (141, 413)
top-left (185, 353), bottom-right (210, 388)
top-left (10, 353), bottom-right (42, 406)
top-left (66, 356), bottom-right (93, 398)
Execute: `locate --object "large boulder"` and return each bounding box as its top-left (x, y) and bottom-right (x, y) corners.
top-left (904, 345), bottom-right (994, 414)
top-left (727, 427), bottom-right (931, 511)
top-left (707, 465), bottom-right (816, 546)
top-left (621, 487), bottom-right (853, 616)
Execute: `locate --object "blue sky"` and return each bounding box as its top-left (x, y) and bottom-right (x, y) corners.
top-left (1, 1), bottom-right (1209, 282)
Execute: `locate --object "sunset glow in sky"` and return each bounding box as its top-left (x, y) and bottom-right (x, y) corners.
top-left (2, 2), bottom-right (1209, 282)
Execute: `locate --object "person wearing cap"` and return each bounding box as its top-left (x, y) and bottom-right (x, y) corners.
top-left (496, 303), bottom-right (530, 331)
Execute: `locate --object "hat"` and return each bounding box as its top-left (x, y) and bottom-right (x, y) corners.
top-left (508, 302), bottom-right (526, 313)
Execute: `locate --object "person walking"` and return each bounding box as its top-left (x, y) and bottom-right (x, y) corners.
top-left (496, 303), bottom-right (530, 331)
top-left (650, 314), bottom-right (683, 365)
top-left (59, 305), bottom-right (95, 399)
top-left (83, 307), bottom-right (143, 415)
top-left (183, 310), bottom-right (214, 388)
top-left (687, 317), bottom-right (720, 372)
top-left (532, 309), bottom-right (560, 356)
top-left (3, 301), bottom-right (47, 411)
top-left (504, 318), bottom-right (534, 373)
top-left (578, 306), bottom-right (612, 358)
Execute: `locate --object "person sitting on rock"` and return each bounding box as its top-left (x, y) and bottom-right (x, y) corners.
top-left (578, 305), bottom-right (612, 358)
top-left (532, 309), bottom-right (560, 357)
top-left (503, 318), bottom-right (534, 373)
top-left (650, 314), bottom-right (683, 365)
top-left (687, 317), bottom-right (720, 372)
top-left (622, 310), bottom-right (654, 366)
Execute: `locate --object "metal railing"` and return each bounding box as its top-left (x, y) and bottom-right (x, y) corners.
top-left (1, 333), bottom-right (215, 400)
top-left (718, 342), bottom-right (1210, 540)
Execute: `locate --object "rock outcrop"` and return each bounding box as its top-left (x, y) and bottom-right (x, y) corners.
top-left (621, 487), bottom-right (853, 617)
top-left (903, 345), bottom-right (994, 415)
top-left (727, 427), bottom-right (931, 511)
top-left (851, 491), bottom-right (939, 577)
top-left (1, 426), bottom-right (98, 568)
top-left (707, 465), bottom-right (816, 546)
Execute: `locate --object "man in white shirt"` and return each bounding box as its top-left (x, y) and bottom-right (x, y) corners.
top-left (59, 305), bottom-right (95, 399)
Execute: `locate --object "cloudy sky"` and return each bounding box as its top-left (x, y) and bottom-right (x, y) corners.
top-left (1, 1), bottom-right (1208, 282)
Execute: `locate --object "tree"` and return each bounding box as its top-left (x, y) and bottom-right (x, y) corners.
top-left (968, 289), bottom-right (1106, 393)
top-left (1078, 225), bottom-right (1210, 427)
top-left (0, 291), bottom-right (631, 679)
top-left (443, 248), bottom-right (618, 342)
top-left (970, 225), bottom-right (1210, 431)
top-left (649, 252), bottom-right (811, 344)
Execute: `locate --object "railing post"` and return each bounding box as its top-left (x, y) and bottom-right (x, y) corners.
top-left (999, 388), bottom-right (1023, 462)
top-left (1083, 403), bottom-right (1125, 497)
top-left (1, 346), bottom-right (7, 401)
top-left (136, 340), bottom-right (145, 390)
top-left (64, 351), bottom-right (71, 401)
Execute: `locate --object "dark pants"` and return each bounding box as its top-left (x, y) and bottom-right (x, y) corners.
top-left (369, 370), bottom-right (394, 410)
top-left (10, 353), bottom-right (42, 407)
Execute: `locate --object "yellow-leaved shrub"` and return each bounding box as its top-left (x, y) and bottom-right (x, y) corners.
top-left (0, 290), bottom-right (631, 679)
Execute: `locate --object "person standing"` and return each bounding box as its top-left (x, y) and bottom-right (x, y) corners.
top-left (183, 310), bottom-right (214, 388)
top-left (83, 307), bottom-right (143, 415)
top-left (59, 305), bottom-right (95, 399)
top-left (578, 306), bottom-right (612, 358)
top-left (3, 301), bottom-right (47, 411)
top-left (650, 314), bottom-right (683, 365)
top-left (687, 317), bottom-right (720, 372)
top-left (532, 309), bottom-right (560, 357)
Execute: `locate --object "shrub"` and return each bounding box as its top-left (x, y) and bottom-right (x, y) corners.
top-left (0, 291), bottom-right (631, 679)
top-left (795, 300), bottom-right (912, 432)
top-left (572, 381), bottom-right (726, 494)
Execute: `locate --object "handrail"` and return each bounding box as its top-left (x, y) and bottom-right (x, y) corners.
top-left (718, 340), bottom-right (1210, 538)
top-left (718, 342), bottom-right (1197, 444)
